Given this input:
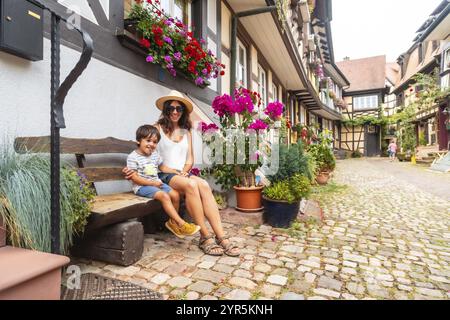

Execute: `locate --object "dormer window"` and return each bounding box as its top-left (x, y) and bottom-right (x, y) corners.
top-left (418, 43), bottom-right (424, 64)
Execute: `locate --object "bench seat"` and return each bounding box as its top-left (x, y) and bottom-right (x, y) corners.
top-left (85, 192), bottom-right (161, 232)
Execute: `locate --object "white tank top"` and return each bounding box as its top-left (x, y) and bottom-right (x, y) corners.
top-left (157, 126), bottom-right (189, 171)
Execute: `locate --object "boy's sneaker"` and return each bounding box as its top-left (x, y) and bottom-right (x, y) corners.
top-left (165, 220), bottom-right (201, 238)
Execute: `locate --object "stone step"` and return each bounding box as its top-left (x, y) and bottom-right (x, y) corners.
top-left (0, 246), bottom-right (70, 300)
top-left (416, 159), bottom-right (433, 165)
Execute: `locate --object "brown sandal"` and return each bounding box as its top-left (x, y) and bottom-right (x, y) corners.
top-left (215, 235), bottom-right (240, 257)
top-left (199, 235), bottom-right (224, 256)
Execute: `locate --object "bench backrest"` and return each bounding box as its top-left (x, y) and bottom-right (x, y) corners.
top-left (14, 136), bottom-right (136, 183)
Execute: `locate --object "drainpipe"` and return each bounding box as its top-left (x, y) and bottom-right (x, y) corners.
top-left (230, 6), bottom-right (277, 95)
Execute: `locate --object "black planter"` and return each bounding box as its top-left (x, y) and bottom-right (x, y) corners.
top-left (262, 196), bottom-right (300, 228)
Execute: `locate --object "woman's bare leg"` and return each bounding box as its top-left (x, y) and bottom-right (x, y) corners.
top-left (189, 176), bottom-right (225, 237)
top-left (189, 176), bottom-right (239, 255)
top-left (168, 176), bottom-right (209, 235)
top-left (169, 175), bottom-right (223, 255)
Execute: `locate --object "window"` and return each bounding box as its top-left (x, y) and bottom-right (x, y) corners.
top-left (160, 0), bottom-right (188, 24)
top-left (236, 40), bottom-right (247, 88)
top-left (126, 0), bottom-right (188, 23)
top-left (258, 64), bottom-right (267, 108)
top-left (418, 43), bottom-right (424, 64)
top-left (443, 48), bottom-right (450, 72)
top-left (271, 83), bottom-right (278, 102)
top-left (353, 95), bottom-right (378, 110)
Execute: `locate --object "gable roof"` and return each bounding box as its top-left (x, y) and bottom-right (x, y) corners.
top-left (385, 62), bottom-right (400, 86)
top-left (336, 55), bottom-right (387, 93)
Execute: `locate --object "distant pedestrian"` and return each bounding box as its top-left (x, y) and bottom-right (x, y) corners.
top-left (388, 140), bottom-right (397, 161)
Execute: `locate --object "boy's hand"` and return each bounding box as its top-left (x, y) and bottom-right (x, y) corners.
top-left (152, 179), bottom-right (163, 187)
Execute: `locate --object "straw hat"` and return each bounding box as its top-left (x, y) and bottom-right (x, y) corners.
top-left (155, 90), bottom-right (193, 113)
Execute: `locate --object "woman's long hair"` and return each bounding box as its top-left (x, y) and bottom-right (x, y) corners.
top-left (157, 100), bottom-right (192, 135)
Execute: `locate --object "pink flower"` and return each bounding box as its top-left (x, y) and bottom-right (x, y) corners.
top-left (212, 94), bottom-right (234, 117)
top-left (248, 119), bottom-right (268, 131)
top-left (195, 77), bottom-right (204, 86)
top-left (146, 55), bottom-right (154, 63)
top-left (250, 151), bottom-right (261, 161)
top-left (173, 52), bottom-right (182, 61)
top-left (190, 168), bottom-right (201, 176)
top-left (264, 101), bottom-right (284, 120)
top-left (234, 91), bottom-right (254, 114)
top-left (198, 122), bottom-right (219, 133)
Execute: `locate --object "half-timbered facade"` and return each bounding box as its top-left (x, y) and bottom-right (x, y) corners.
top-left (336, 55), bottom-right (389, 156)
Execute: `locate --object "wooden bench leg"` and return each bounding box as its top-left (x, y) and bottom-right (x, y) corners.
top-left (71, 221), bottom-right (144, 266)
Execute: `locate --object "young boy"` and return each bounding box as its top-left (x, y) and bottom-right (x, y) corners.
top-left (127, 125), bottom-right (200, 238)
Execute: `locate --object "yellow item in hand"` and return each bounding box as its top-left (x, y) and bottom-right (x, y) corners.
top-left (144, 164), bottom-right (157, 176)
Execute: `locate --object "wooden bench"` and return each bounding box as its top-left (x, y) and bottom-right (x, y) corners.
top-left (14, 136), bottom-right (170, 266)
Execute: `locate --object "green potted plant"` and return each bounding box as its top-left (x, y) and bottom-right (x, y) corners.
top-left (262, 174), bottom-right (311, 228)
top-left (307, 135), bottom-right (336, 185)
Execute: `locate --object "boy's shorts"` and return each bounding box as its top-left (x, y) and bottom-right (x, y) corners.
top-left (136, 183), bottom-right (172, 198)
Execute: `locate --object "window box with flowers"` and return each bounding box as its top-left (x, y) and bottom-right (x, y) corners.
top-left (123, 0), bottom-right (225, 87)
top-left (200, 88), bottom-right (285, 212)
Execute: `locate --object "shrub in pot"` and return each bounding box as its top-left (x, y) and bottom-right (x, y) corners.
top-left (262, 174), bottom-right (311, 228)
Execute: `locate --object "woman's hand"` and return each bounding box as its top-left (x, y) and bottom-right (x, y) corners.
top-left (122, 167), bottom-right (135, 180)
top-left (179, 171), bottom-right (189, 177)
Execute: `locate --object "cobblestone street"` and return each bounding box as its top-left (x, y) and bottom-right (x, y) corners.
top-left (71, 158), bottom-right (450, 300)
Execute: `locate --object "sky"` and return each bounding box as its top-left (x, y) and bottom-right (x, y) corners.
top-left (331, 0), bottom-right (444, 63)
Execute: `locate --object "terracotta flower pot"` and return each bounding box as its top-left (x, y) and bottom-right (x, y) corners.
top-left (233, 185), bottom-right (264, 212)
top-left (316, 172), bottom-right (329, 185)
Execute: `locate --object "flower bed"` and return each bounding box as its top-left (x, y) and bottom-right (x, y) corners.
top-left (128, 0), bottom-right (225, 87)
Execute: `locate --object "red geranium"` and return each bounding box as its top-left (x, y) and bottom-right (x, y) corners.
top-left (140, 38), bottom-right (150, 48)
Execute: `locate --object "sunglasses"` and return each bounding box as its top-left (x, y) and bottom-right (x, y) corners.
top-left (168, 106), bottom-right (184, 113)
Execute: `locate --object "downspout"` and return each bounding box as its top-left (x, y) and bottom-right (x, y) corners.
top-left (230, 6), bottom-right (277, 94)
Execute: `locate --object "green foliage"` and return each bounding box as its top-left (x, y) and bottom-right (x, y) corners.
top-left (309, 181), bottom-right (349, 203)
top-left (213, 191), bottom-right (227, 209)
top-left (202, 165), bottom-right (239, 192)
top-left (267, 141), bottom-right (316, 183)
top-left (0, 141), bottom-right (94, 254)
top-left (351, 150), bottom-right (362, 158)
top-left (263, 180), bottom-right (295, 203)
top-left (61, 170), bottom-right (96, 235)
top-left (388, 103), bottom-right (417, 152)
top-left (342, 114), bottom-right (388, 127)
top-left (263, 174), bottom-right (311, 204)
top-left (289, 174), bottom-right (311, 200)
top-left (418, 132), bottom-right (427, 146)
top-left (307, 143), bottom-right (336, 172)
top-left (412, 70), bottom-right (450, 107)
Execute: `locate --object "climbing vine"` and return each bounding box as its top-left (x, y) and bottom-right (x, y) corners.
top-left (341, 114), bottom-right (388, 127)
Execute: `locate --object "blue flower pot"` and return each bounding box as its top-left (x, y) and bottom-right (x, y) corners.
top-left (262, 197), bottom-right (300, 228)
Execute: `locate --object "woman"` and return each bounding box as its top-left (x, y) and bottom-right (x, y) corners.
top-left (125, 90), bottom-right (239, 256)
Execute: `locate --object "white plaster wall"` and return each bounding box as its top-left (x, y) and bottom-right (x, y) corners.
top-left (57, 0), bottom-right (99, 25)
top-left (207, 0), bottom-right (217, 34)
top-left (221, 2), bottom-right (231, 49)
top-left (0, 39), bottom-right (208, 168)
